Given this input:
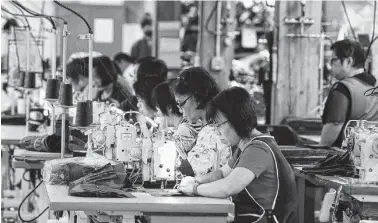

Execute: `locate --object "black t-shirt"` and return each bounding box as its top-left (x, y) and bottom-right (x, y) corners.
top-left (322, 72), bottom-right (376, 147)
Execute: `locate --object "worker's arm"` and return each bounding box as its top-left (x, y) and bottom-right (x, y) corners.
top-left (195, 167), bottom-right (254, 198)
top-left (320, 85), bottom-right (350, 146)
top-left (194, 164), bottom-right (232, 184)
top-left (320, 123), bottom-right (344, 146)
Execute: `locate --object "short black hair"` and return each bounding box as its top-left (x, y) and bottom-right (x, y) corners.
top-left (331, 39), bottom-right (365, 68)
top-left (151, 81), bottom-right (182, 116)
top-left (133, 76), bottom-right (165, 111)
top-left (66, 57), bottom-right (89, 82)
top-left (3, 19), bottom-right (18, 31)
top-left (93, 56), bottom-right (118, 86)
top-left (114, 52), bottom-right (134, 63)
top-left (206, 87), bottom-right (258, 139)
top-left (140, 15), bottom-right (152, 28)
top-left (136, 58), bottom-right (168, 82)
top-left (172, 67), bottom-right (220, 109)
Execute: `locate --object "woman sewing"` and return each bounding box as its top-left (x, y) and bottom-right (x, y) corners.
top-left (178, 87), bottom-right (298, 223)
top-left (91, 56), bottom-right (137, 112)
top-left (151, 82), bottom-right (202, 176)
top-left (172, 67), bottom-right (231, 177)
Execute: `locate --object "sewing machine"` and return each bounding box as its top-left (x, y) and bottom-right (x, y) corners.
top-left (344, 120), bottom-right (378, 183)
top-left (90, 103), bottom-right (177, 187)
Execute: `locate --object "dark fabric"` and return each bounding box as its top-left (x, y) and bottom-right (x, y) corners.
top-left (233, 136), bottom-right (298, 223)
top-left (68, 163), bottom-right (133, 198)
top-left (69, 184), bottom-right (135, 198)
top-left (302, 151), bottom-right (357, 177)
top-left (19, 134), bottom-right (85, 153)
top-left (177, 158), bottom-right (195, 177)
top-left (322, 72), bottom-right (376, 147)
top-left (69, 163), bottom-right (130, 189)
top-left (131, 38), bottom-right (152, 60)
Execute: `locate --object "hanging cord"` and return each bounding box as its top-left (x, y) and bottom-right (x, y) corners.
top-left (341, 0), bottom-right (357, 41)
top-left (12, 0), bottom-right (66, 24)
top-left (205, 2), bottom-right (218, 36)
top-left (11, 1), bottom-right (56, 30)
top-left (17, 180), bottom-right (49, 223)
top-left (2, 6), bottom-right (45, 62)
top-left (53, 0), bottom-right (92, 34)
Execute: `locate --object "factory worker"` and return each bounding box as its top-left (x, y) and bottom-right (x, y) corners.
top-left (320, 39), bottom-right (378, 147)
top-left (113, 52), bottom-right (136, 95)
top-left (91, 55), bottom-right (137, 112)
top-left (133, 57), bottom-right (167, 118)
top-left (179, 87), bottom-right (298, 223)
top-left (151, 81), bottom-right (202, 176)
top-left (66, 52), bottom-right (102, 102)
top-left (171, 67), bottom-right (231, 177)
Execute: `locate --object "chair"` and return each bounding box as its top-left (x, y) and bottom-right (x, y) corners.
top-left (256, 125), bottom-right (298, 146)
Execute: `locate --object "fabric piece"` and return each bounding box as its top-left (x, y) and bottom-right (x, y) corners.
top-left (302, 151), bottom-right (357, 177)
top-left (229, 141), bottom-right (277, 210)
top-left (69, 184), bottom-right (135, 198)
top-left (187, 125), bottom-right (231, 176)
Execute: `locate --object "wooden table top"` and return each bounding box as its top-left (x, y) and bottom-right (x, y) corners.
top-left (294, 167), bottom-right (378, 196)
top-left (45, 185), bottom-right (234, 214)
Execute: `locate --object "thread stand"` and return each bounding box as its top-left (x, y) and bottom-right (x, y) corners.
top-left (77, 33), bottom-right (95, 158)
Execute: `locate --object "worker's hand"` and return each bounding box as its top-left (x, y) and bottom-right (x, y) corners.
top-left (178, 182), bottom-right (195, 196)
top-left (180, 176), bottom-right (195, 186)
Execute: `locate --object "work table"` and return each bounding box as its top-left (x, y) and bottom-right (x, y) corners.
top-left (45, 185), bottom-right (234, 223)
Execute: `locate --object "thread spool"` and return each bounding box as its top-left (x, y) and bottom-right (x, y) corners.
top-left (23, 72), bottom-right (36, 89)
top-left (18, 71), bottom-right (26, 87)
top-left (55, 114), bottom-right (70, 141)
top-left (58, 83), bottom-right (73, 106)
top-left (45, 78), bottom-right (61, 100)
top-left (75, 100), bottom-right (93, 126)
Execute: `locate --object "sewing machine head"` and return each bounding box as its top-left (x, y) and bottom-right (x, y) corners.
top-left (344, 120), bottom-right (378, 183)
top-left (91, 105), bottom-right (178, 185)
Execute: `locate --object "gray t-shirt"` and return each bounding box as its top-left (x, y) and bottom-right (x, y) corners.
top-left (228, 140), bottom-right (278, 210)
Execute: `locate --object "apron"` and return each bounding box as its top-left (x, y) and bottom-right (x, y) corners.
top-left (232, 136), bottom-right (279, 223)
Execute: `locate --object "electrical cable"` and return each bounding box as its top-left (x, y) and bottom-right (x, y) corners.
top-left (2, 5), bottom-right (30, 29)
top-left (341, 0), bottom-right (357, 41)
top-left (372, 0), bottom-right (376, 41)
top-left (17, 180), bottom-right (49, 223)
top-left (22, 170), bottom-right (32, 182)
top-left (205, 2), bottom-right (218, 36)
top-left (2, 6), bottom-right (44, 70)
top-left (53, 0), bottom-right (92, 34)
top-left (11, 1), bottom-right (56, 30)
top-left (12, 0), bottom-right (66, 23)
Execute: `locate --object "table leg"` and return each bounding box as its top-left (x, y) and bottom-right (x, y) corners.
top-left (304, 182), bottom-right (316, 223)
top-left (296, 176), bottom-right (305, 223)
top-left (150, 215), bottom-right (228, 223)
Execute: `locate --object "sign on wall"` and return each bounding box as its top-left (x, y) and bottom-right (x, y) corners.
top-left (94, 18), bottom-right (114, 43)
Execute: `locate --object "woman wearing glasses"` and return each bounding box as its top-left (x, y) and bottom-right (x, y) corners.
top-left (179, 87), bottom-right (298, 223)
top-left (172, 67), bottom-right (231, 177)
top-left (151, 81), bottom-right (202, 176)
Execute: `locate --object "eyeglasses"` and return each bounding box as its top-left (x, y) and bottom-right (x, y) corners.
top-left (176, 95), bottom-right (192, 108)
